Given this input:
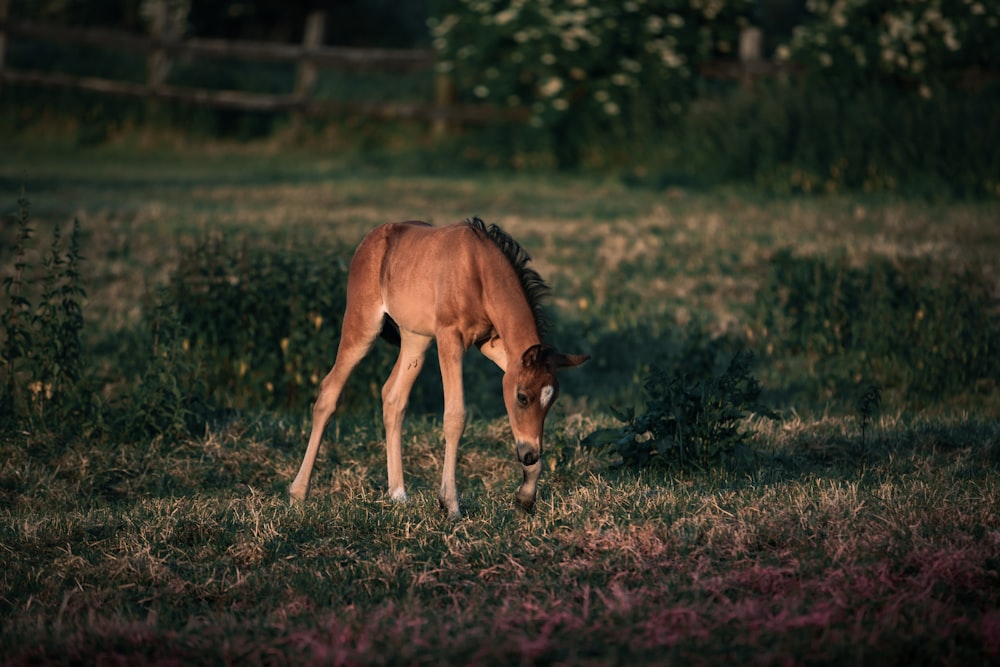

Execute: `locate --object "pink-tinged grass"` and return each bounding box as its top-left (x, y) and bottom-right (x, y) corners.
top-left (3, 412), bottom-right (998, 665)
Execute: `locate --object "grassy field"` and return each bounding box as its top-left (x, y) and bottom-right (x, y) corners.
top-left (2, 139), bottom-right (999, 665)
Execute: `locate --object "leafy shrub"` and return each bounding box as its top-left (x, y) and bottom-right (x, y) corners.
top-left (585, 330), bottom-right (772, 470)
top-left (755, 249), bottom-right (1000, 403)
top-left (693, 80), bottom-right (998, 197)
top-left (431, 0), bottom-right (753, 167)
top-left (778, 0), bottom-right (1000, 94)
top-left (113, 288), bottom-right (208, 442)
top-left (155, 233), bottom-right (399, 415)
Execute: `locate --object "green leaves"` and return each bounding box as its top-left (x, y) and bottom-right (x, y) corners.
top-left (585, 333), bottom-right (773, 471)
top-left (431, 0), bottom-right (753, 166)
top-left (151, 233), bottom-right (394, 416)
top-left (755, 249), bottom-right (1000, 402)
top-left (1, 195), bottom-right (89, 432)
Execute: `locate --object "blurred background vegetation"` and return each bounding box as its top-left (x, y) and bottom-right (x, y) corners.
top-left (2, 0), bottom-right (998, 198)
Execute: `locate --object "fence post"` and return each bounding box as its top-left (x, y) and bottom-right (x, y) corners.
top-left (0, 0), bottom-right (9, 95)
top-left (291, 10), bottom-right (325, 138)
top-left (739, 26), bottom-right (764, 90)
top-left (146, 0), bottom-right (173, 95)
top-left (432, 73), bottom-right (454, 139)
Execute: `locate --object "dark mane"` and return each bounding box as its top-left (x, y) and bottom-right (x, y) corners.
top-left (466, 216), bottom-right (550, 333)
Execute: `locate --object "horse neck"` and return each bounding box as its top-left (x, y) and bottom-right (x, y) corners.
top-left (482, 262), bottom-right (542, 359)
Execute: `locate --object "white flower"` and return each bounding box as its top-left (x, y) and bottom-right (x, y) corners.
top-left (431, 14), bottom-right (459, 38)
top-left (552, 98), bottom-right (569, 111)
top-left (539, 77), bottom-right (564, 97)
top-left (473, 85), bottom-right (490, 98)
top-left (620, 58), bottom-right (642, 73)
top-left (943, 31), bottom-right (961, 52)
top-left (603, 101), bottom-right (620, 116)
top-left (495, 8), bottom-right (518, 26)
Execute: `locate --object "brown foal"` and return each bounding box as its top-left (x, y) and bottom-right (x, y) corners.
top-left (289, 218), bottom-right (588, 519)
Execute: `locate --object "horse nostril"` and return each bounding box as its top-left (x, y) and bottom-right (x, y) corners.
top-left (515, 442), bottom-right (539, 466)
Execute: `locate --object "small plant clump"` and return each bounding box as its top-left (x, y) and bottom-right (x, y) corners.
top-left (1, 194), bottom-right (90, 434)
top-left (585, 333), bottom-right (773, 470)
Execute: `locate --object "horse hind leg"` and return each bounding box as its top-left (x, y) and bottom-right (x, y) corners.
top-left (289, 301), bottom-right (384, 503)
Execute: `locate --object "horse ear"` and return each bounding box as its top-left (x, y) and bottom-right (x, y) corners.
top-left (521, 344), bottom-right (549, 368)
top-left (552, 352), bottom-right (590, 369)
top-left (521, 345), bottom-right (589, 370)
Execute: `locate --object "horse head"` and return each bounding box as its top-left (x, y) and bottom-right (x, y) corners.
top-left (502, 344), bottom-right (589, 512)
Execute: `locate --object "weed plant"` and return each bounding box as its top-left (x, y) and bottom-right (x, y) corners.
top-left (112, 288), bottom-right (208, 442)
top-left (0, 196), bottom-right (91, 435)
top-left (585, 329), bottom-right (772, 471)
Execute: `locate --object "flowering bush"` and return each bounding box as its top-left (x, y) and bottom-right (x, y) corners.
top-left (429, 0), bottom-right (753, 165)
top-left (778, 0), bottom-right (1000, 95)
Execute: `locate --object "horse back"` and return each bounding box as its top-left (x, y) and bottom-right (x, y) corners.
top-left (353, 221), bottom-right (496, 342)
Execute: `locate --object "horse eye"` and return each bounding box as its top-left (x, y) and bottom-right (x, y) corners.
top-left (516, 392), bottom-right (529, 407)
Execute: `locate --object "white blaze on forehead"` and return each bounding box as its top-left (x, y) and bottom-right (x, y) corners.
top-left (540, 385), bottom-right (555, 408)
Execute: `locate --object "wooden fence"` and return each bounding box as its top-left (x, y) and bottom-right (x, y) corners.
top-left (0, 1), bottom-right (507, 135)
top-left (0, 1), bottom-right (786, 134)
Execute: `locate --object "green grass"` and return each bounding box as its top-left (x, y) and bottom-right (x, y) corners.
top-left (1, 141), bottom-right (999, 664)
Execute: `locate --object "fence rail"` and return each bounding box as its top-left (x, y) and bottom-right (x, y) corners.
top-left (2, 17), bottom-right (437, 70)
top-left (0, 3), bottom-right (791, 130)
top-left (0, 4), bottom-right (503, 129)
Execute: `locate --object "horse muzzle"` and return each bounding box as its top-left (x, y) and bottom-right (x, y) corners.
top-left (515, 441), bottom-right (540, 467)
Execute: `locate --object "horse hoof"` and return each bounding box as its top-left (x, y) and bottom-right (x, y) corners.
top-left (288, 485), bottom-right (308, 504)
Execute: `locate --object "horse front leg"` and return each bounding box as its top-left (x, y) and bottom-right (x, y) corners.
top-left (381, 331), bottom-right (431, 503)
top-left (436, 333), bottom-right (466, 520)
top-left (515, 461), bottom-right (542, 512)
